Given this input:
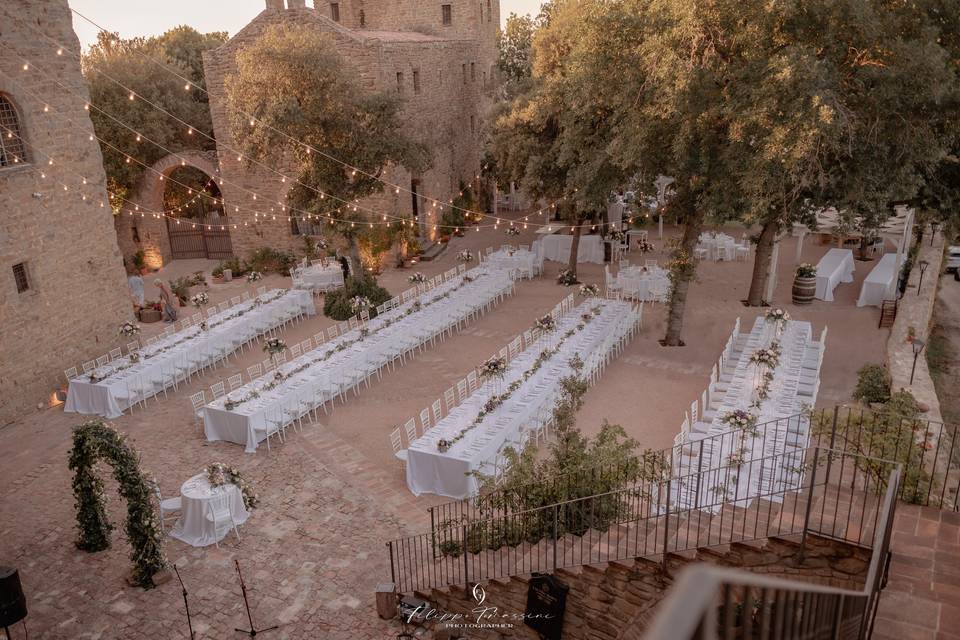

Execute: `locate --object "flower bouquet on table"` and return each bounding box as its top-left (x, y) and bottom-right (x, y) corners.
top-left (506, 226), bottom-right (520, 236)
top-left (199, 321), bottom-right (208, 332)
top-left (190, 292), bottom-right (209, 308)
top-left (247, 271), bottom-right (263, 282)
top-left (796, 263), bottom-right (817, 278)
top-left (457, 250), bottom-right (474, 263)
top-left (437, 438), bottom-right (452, 453)
top-left (408, 272), bottom-right (427, 284)
top-left (750, 345), bottom-right (781, 369)
top-left (636, 238), bottom-right (655, 253)
top-left (535, 314), bottom-right (556, 333)
top-left (579, 283), bottom-right (600, 297)
top-left (480, 356), bottom-right (507, 381)
top-left (350, 295), bottom-right (371, 315)
top-left (556, 269), bottom-right (578, 286)
top-left (128, 351), bottom-right (141, 364)
top-left (608, 228), bottom-right (626, 242)
top-left (205, 462), bottom-right (259, 510)
top-left (118, 321), bottom-right (141, 337)
top-left (263, 337), bottom-right (287, 361)
top-left (721, 409), bottom-right (759, 434)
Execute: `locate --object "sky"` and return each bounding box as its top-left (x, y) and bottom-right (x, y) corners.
top-left (70, 0), bottom-right (544, 50)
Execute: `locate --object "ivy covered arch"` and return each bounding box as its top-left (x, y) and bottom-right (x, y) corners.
top-left (69, 421), bottom-right (167, 588)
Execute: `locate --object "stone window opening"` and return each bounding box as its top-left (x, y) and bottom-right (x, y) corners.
top-left (487, 0), bottom-right (492, 22)
top-left (359, 10), bottom-right (365, 26)
top-left (471, 62), bottom-right (476, 81)
top-left (396, 72), bottom-right (404, 94)
top-left (330, 2), bottom-right (340, 22)
top-left (413, 70), bottom-right (421, 95)
top-left (470, 115), bottom-right (476, 136)
top-left (0, 94), bottom-right (28, 167)
top-left (462, 63), bottom-right (467, 84)
top-left (12, 262), bottom-right (30, 294)
top-left (442, 4), bottom-right (452, 26)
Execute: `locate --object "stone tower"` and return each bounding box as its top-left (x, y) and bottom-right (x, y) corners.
top-left (0, 0), bottom-right (132, 425)
top-left (203, 0), bottom-right (500, 257)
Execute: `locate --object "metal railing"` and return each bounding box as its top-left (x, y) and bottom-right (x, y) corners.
top-left (642, 464), bottom-right (900, 640)
top-left (388, 448), bottom-right (899, 595)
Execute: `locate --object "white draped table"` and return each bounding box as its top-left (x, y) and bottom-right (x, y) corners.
top-left (815, 249), bottom-right (855, 301)
top-left (484, 248), bottom-right (536, 276)
top-left (204, 269), bottom-right (515, 452)
top-left (169, 473), bottom-right (249, 547)
top-left (65, 289), bottom-right (315, 418)
top-left (856, 253), bottom-right (897, 308)
top-left (617, 266), bottom-right (669, 302)
top-left (539, 234), bottom-right (605, 264)
top-left (293, 263), bottom-right (344, 292)
top-left (406, 298), bottom-right (639, 498)
top-left (697, 233), bottom-right (738, 261)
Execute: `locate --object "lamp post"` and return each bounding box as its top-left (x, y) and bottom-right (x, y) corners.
top-left (917, 259), bottom-right (930, 295)
top-left (910, 338), bottom-right (926, 386)
top-left (931, 221), bottom-right (939, 246)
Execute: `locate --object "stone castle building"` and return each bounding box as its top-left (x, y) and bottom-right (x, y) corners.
top-left (201, 0), bottom-right (500, 258)
top-left (0, 0), bottom-right (132, 425)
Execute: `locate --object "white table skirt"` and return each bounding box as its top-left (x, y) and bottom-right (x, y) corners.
top-left (540, 234), bottom-right (605, 264)
top-left (406, 299), bottom-right (637, 498)
top-left (204, 269), bottom-right (514, 452)
top-left (169, 473), bottom-right (249, 547)
top-left (484, 249), bottom-right (536, 276)
top-left (64, 289), bottom-right (315, 418)
top-left (856, 253), bottom-right (897, 307)
top-left (617, 267), bottom-right (669, 301)
top-left (698, 234), bottom-right (738, 261)
top-left (294, 264), bottom-right (344, 291)
top-left (815, 249), bottom-right (855, 301)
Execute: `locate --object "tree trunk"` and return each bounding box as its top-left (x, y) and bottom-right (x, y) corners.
top-left (347, 236), bottom-right (363, 279)
top-left (567, 218), bottom-right (583, 280)
top-left (746, 220), bottom-right (779, 306)
top-left (663, 210), bottom-right (705, 346)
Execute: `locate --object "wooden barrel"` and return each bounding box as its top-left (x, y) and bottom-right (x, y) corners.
top-left (792, 276), bottom-right (816, 305)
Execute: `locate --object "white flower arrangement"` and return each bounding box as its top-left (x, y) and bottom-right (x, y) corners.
top-left (535, 314), bottom-right (556, 333)
top-left (506, 226), bottom-right (521, 236)
top-left (247, 271), bottom-right (263, 282)
top-left (350, 296), bottom-right (372, 313)
top-left (118, 321), bottom-right (141, 337)
top-left (457, 250), bottom-right (473, 262)
top-left (579, 283), bottom-right (600, 297)
top-left (765, 308), bottom-right (790, 324)
top-left (557, 269), bottom-right (578, 286)
top-left (190, 292), bottom-right (209, 307)
top-left (721, 409), bottom-right (758, 431)
top-left (206, 462), bottom-right (259, 510)
top-left (636, 238), bottom-right (655, 253)
top-left (608, 228), bottom-right (626, 242)
top-left (263, 338), bottom-right (287, 357)
top-left (796, 263), bottom-right (817, 278)
top-left (480, 356), bottom-right (507, 380)
top-left (750, 344), bottom-right (781, 369)
top-left (408, 272), bottom-right (427, 284)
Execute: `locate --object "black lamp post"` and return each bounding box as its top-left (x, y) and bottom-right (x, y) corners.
top-left (917, 259), bottom-right (930, 295)
top-left (910, 338), bottom-right (926, 385)
top-left (931, 222), bottom-right (940, 246)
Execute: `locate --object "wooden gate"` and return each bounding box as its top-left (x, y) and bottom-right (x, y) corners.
top-left (167, 215), bottom-right (233, 259)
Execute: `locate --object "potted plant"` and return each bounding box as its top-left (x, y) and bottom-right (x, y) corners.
top-left (139, 301), bottom-right (162, 323)
top-left (792, 263), bottom-right (817, 305)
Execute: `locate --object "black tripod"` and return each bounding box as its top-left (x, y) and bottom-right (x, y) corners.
top-left (234, 560), bottom-right (278, 637)
top-left (173, 565), bottom-right (195, 640)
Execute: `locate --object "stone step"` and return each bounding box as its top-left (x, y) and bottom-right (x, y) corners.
top-left (419, 241), bottom-right (449, 262)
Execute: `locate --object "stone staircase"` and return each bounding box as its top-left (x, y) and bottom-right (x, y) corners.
top-left (419, 534), bottom-right (871, 640)
top-left (419, 240), bottom-right (449, 262)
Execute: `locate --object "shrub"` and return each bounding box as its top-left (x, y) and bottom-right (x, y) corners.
top-left (323, 276), bottom-right (392, 320)
top-left (168, 277), bottom-right (192, 304)
top-left (130, 249), bottom-right (146, 272)
top-left (247, 247), bottom-right (296, 275)
top-left (853, 364), bottom-right (891, 404)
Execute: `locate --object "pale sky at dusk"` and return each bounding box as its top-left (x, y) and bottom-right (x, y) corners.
top-left (69, 0), bottom-right (545, 49)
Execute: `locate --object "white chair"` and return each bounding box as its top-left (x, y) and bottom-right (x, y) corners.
top-left (420, 408), bottom-right (432, 433)
top-left (190, 390), bottom-right (206, 432)
top-left (108, 347), bottom-right (122, 361)
top-left (96, 355), bottom-right (110, 368)
top-left (64, 366), bottom-right (78, 382)
top-left (290, 343), bottom-right (302, 359)
top-left (127, 340), bottom-right (141, 353)
top-left (151, 481), bottom-right (182, 534)
top-left (391, 427), bottom-right (408, 469)
top-left (443, 387), bottom-right (456, 415)
top-left (431, 399), bottom-right (443, 425)
top-left (210, 381), bottom-right (226, 399)
top-left (694, 244), bottom-right (709, 261)
top-left (247, 363), bottom-right (262, 381)
top-left (228, 374), bottom-right (244, 391)
top-left (456, 379), bottom-right (468, 403)
top-left (231, 296), bottom-right (242, 306)
top-left (205, 488), bottom-right (241, 548)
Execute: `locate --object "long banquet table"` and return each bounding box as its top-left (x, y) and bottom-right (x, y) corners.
top-left (65, 289), bottom-right (314, 418)
top-left (538, 234), bottom-right (605, 264)
top-left (203, 268), bottom-right (515, 452)
top-left (815, 248), bottom-right (855, 301)
top-left (856, 253), bottom-right (897, 308)
top-left (406, 298), bottom-right (639, 499)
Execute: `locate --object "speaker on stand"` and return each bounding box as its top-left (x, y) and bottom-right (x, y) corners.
top-left (0, 567), bottom-right (27, 640)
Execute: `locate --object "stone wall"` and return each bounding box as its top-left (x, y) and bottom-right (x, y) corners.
top-left (423, 535), bottom-right (871, 640)
top-left (202, 1), bottom-right (496, 260)
top-left (0, 0), bottom-right (132, 426)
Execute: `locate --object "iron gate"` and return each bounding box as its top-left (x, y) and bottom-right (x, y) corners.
top-left (167, 214), bottom-right (233, 259)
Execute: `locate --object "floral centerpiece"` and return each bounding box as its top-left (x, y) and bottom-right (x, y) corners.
top-left (247, 271), bottom-right (263, 282)
top-left (608, 228), bottom-right (626, 242)
top-left (765, 308), bottom-right (790, 324)
top-left (579, 283), bottom-right (600, 297)
top-left (457, 250), bottom-right (474, 263)
top-left (557, 269), bottom-right (578, 286)
top-left (480, 356), bottom-right (507, 380)
top-left (199, 321), bottom-right (208, 332)
top-left (437, 438), bottom-right (452, 453)
top-left (636, 238), bottom-right (655, 253)
top-left (205, 462), bottom-right (259, 510)
top-left (128, 351), bottom-right (141, 363)
top-left (750, 344), bottom-right (781, 369)
top-left (263, 338), bottom-right (286, 364)
top-left (408, 272), bottom-right (426, 284)
top-left (119, 321), bottom-right (141, 337)
top-left (350, 296), bottom-right (371, 315)
top-left (535, 314), bottom-right (556, 333)
top-left (721, 409), bottom-right (758, 433)
top-left (796, 263), bottom-right (817, 278)
top-left (190, 292), bottom-right (209, 308)
top-left (506, 226), bottom-right (520, 236)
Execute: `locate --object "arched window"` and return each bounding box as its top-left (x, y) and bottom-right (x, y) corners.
top-left (0, 95), bottom-right (28, 167)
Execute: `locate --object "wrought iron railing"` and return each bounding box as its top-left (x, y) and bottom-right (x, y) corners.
top-left (388, 448), bottom-right (899, 595)
top-left (642, 463), bottom-right (900, 640)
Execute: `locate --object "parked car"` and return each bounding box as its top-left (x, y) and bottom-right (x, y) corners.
top-left (947, 246), bottom-right (960, 273)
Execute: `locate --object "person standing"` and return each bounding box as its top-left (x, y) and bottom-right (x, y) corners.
top-left (155, 279), bottom-right (178, 322)
top-left (127, 269), bottom-right (144, 309)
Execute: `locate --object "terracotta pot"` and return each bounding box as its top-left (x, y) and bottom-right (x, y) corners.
top-left (792, 275), bottom-right (816, 305)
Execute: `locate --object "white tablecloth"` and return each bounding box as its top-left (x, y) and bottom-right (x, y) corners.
top-left (698, 233), bottom-right (738, 261)
top-left (815, 249), bottom-right (855, 301)
top-left (294, 263), bottom-right (344, 291)
top-left (169, 473), bottom-right (249, 547)
top-left (406, 299), bottom-right (638, 498)
top-left (65, 289), bottom-right (315, 418)
top-left (617, 266), bottom-right (669, 301)
top-left (856, 253), bottom-right (897, 307)
top-left (484, 249), bottom-right (536, 276)
top-left (204, 269), bottom-right (514, 452)
top-left (539, 234), bottom-right (605, 264)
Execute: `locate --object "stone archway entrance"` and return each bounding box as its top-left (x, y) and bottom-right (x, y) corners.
top-left (115, 150), bottom-right (233, 268)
